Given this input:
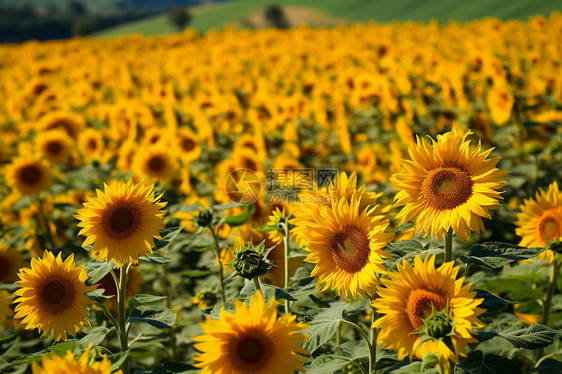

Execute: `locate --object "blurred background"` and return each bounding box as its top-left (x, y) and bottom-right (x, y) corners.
top-left (1, 0), bottom-right (561, 43)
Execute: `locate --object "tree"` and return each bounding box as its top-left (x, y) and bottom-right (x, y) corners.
top-left (68, 0), bottom-right (86, 16)
top-left (264, 5), bottom-right (289, 29)
top-left (168, 9), bottom-right (191, 31)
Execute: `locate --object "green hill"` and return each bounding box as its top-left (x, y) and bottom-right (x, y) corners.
top-left (92, 0), bottom-right (562, 38)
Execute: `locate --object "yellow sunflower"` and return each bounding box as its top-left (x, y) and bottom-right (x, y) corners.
top-left (193, 292), bottom-right (308, 374)
top-left (132, 145), bottom-right (178, 184)
top-left (515, 182), bottom-right (562, 262)
top-left (35, 129), bottom-right (73, 165)
top-left (13, 251), bottom-right (96, 341)
top-left (78, 128), bottom-right (104, 162)
top-left (291, 172), bottom-right (388, 246)
top-left (0, 244), bottom-right (27, 282)
top-left (303, 196), bottom-right (393, 301)
top-left (4, 155), bottom-right (53, 195)
top-left (373, 255), bottom-right (485, 365)
top-left (32, 346), bottom-right (122, 374)
top-left (265, 207), bottom-right (287, 245)
top-left (75, 179), bottom-right (167, 266)
top-left (391, 129), bottom-right (508, 241)
top-left (487, 84), bottom-right (514, 126)
top-left (175, 127), bottom-right (202, 163)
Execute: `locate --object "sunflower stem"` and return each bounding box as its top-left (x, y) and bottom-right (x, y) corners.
top-left (34, 195), bottom-right (55, 251)
top-left (210, 226), bottom-right (227, 304)
top-left (340, 320), bottom-right (374, 372)
top-left (280, 221), bottom-right (291, 314)
top-left (444, 229), bottom-right (453, 262)
top-left (252, 277), bottom-right (263, 296)
top-left (115, 263), bottom-right (131, 374)
top-left (536, 258), bottom-right (559, 360)
top-left (370, 305), bottom-right (378, 373)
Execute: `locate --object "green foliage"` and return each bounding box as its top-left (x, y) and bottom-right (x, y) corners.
top-left (459, 242), bottom-right (547, 268)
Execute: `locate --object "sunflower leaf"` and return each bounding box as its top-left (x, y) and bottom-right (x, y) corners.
top-left (475, 290), bottom-right (516, 312)
top-left (305, 340), bottom-right (369, 373)
top-left (78, 326), bottom-right (112, 348)
top-left (302, 303), bottom-right (347, 353)
top-left (84, 260), bottom-right (116, 285)
top-left (139, 253), bottom-right (173, 264)
top-left (456, 350), bottom-right (522, 374)
top-left (529, 358), bottom-right (562, 374)
top-left (153, 226), bottom-right (184, 250)
top-left (135, 362), bottom-right (199, 373)
top-left (459, 242), bottom-right (547, 269)
top-left (129, 305), bottom-right (177, 328)
top-left (476, 323), bottom-right (558, 349)
top-left (224, 203), bottom-right (254, 227)
top-left (239, 281), bottom-right (296, 302)
top-left (109, 351), bottom-right (129, 372)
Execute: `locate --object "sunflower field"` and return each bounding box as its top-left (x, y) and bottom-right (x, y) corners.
top-left (1, 11), bottom-right (562, 374)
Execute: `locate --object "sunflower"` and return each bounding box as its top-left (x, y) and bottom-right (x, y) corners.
top-left (37, 111), bottom-right (85, 139)
top-left (132, 145), bottom-right (178, 183)
top-left (487, 84), bottom-right (514, 126)
top-left (32, 346), bottom-right (122, 374)
top-left (291, 172), bottom-right (388, 247)
top-left (303, 196), bottom-right (393, 301)
top-left (13, 251), bottom-right (96, 341)
top-left (4, 155), bottom-right (52, 195)
top-left (78, 128), bottom-right (104, 162)
top-left (175, 127), bottom-right (202, 163)
top-left (265, 207), bottom-right (287, 245)
top-left (0, 244), bottom-right (27, 282)
top-left (373, 255), bottom-right (485, 365)
top-left (515, 182), bottom-right (562, 262)
top-left (75, 179), bottom-right (167, 266)
top-left (391, 129), bottom-right (508, 241)
top-left (193, 292), bottom-right (308, 374)
top-left (35, 129), bottom-right (73, 164)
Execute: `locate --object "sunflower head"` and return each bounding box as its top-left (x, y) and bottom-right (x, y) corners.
top-left (13, 251), bottom-right (96, 341)
top-left (193, 291), bottom-right (218, 309)
top-left (32, 346), bottom-right (122, 374)
top-left (373, 255), bottom-right (485, 364)
top-left (193, 292), bottom-right (308, 374)
top-left (232, 240), bottom-right (274, 280)
top-left (75, 179), bottom-right (167, 266)
top-left (35, 129), bottom-right (73, 165)
top-left (133, 145), bottom-right (178, 183)
top-left (5, 155), bottom-right (52, 196)
top-left (391, 129), bottom-right (508, 241)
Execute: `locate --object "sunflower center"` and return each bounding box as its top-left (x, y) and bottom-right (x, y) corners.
top-left (46, 141), bottom-right (63, 155)
top-left (102, 203), bottom-right (142, 239)
top-left (406, 289), bottom-right (447, 330)
top-left (540, 216), bottom-right (561, 242)
top-left (19, 165), bottom-right (43, 186)
top-left (181, 138), bottom-right (196, 152)
top-left (331, 226), bottom-right (370, 273)
top-left (229, 330), bottom-right (273, 370)
top-left (237, 337), bottom-right (265, 363)
top-left (40, 279), bottom-right (75, 313)
top-left (422, 167), bottom-right (473, 210)
top-left (88, 139), bottom-right (98, 151)
top-left (148, 156), bottom-right (166, 173)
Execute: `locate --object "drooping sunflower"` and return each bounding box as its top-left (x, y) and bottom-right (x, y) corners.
top-left (303, 196), bottom-right (393, 301)
top-left (0, 244), bottom-right (27, 282)
top-left (35, 129), bottom-right (73, 165)
top-left (391, 129), bottom-right (508, 241)
top-left (13, 251), bottom-right (96, 341)
top-left (4, 155), bottom-right (52, 195)
top-left (515, 182), bottom-right (562, 262)
top-left (32, 346), bottom-right (121, 374)
top-left (373, 255), bottom-right (485, 365)
top-left (75, 179), bottom-right (167, 266)
top-left (132, 145), bottom-right (178, 184)
top-left (193, 292), bottom-right (308, 374)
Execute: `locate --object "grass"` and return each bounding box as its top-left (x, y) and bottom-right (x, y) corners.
top-left (91, 0), bottom-right (562, 38)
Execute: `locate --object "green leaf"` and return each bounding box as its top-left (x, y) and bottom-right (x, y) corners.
top-left (530, 358), bottom-right (562, 374)
top-left (154, 226), bottom-right (184, 250)
top-left (305, 340), bottom-right (369, 373)
top-left (128, 294), bottom-right (167, 309)
top-left (84, 260), bottom-right (116, 285)
top-left (11, 341), bottom-right (79, 365)
top-left (302, 303), bottom-right (347, 353)
top-left (239, 281), bottom-right (296, 301)
top-left (129, 305), bottom-right (177, 328)
top-left (87, 289), bottom-right (113, 305)
top-left (385, 248), bottom-right (443, 271)
top-left (137, 362), bottom-right (199, 373)
top-left (109, 351), bottom-right (129, 372)
top-left (139, 253), bottom-right (173, 264)
top-left (180, 270), bottom-right (211, 277)
top-left (224, 203), bottom-right (254, 227)
top-left (456, 350), bottom-right (521, 374)
top-left (79, 326), bottom-right (111, 348)
top-left (475, 290), bottom-right (516, 312)
top-left (213, 202), bottom-right (245, 211)
top-left (459, 242), bottom-right (547, 269)
top-left (396, 222), bottom-right (415, 232)
top-left (477, 323), bottom-right (558, 349)
top-left (393, 360), bottom-right (440, 374)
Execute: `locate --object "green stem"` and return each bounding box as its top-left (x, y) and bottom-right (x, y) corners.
top-left (537, 259), bottom-right (559, 360)
top-left (371, 308), bottom-right (378, 374)
top-left (163, 264), bottom-right (178, 362)
top-left (114, 263), bottom-right (131, 374)
top-left (444, 229), bottom-right (453, 262)
top-left (340, 320), bottom-right (374, 373)
top-left (252, 277), bottom-right (263, 296)
top-left (210, 226), bottom-right (227, 303)
top-left (280, 221), bottom-right (291, 314)
top-left (337, 322), bottom-right (342, 346)
top-left (34, 196), bottom-right (55, 251)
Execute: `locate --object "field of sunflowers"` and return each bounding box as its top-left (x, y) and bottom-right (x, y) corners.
top-left (1, 11), bottom-right (562, 374)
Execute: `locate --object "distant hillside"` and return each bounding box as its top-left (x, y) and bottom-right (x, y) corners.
top-left (92, 0), bottom-right (562, 38)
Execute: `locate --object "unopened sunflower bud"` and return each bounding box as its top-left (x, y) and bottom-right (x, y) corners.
top-left (421, 305), bottom-right (455, 339)
top-left (235, 250), bottom-right (264, 279)
top-left (195, 210), bottom-right (213, 227)
top-left (549, 240), bottom-right (562, 254)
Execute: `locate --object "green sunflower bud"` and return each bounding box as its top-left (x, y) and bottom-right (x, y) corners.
top-left (235, 250), bottom-right (264, 279)
top-left (195, 210), bottom-right (213, 227)
top-left (420, 304), bottom-right (455, 339)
